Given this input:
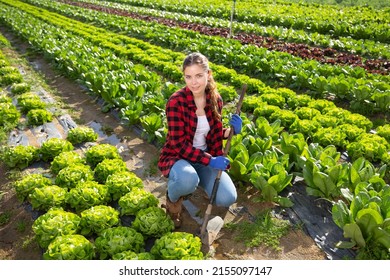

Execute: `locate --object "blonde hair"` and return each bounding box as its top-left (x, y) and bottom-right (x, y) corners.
top-left (182, 53), bottom-right (221, 120)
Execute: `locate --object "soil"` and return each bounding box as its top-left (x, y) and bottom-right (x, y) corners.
top-left (0, 28), bottom-right (327, 260)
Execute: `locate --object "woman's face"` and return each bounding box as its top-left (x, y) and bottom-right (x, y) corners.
top-left (183, 64), bottom-right (210, 96)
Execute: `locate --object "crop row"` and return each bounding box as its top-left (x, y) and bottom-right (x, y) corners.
top-left (3, 0), bottom-right (389, 159)
top-left (0, 0), bottom-right (389, 258)
top-left (3, 0), bottom-right (390, 165)
top-left (0, 34), bottom-right (204, 260)
top-left (104, 0), bottom-right (390, 44)
top-left (70, 0), bottom-right (390, 60)
top-left (59, 0), bottom-right (389, 76)
top-left (3, 0), bottom-right (390, 162)
top-left (25, 0), bottom-right (390, 114)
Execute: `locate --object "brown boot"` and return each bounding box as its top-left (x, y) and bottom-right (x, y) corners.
top-left (162, 194), bottom-right (183, 228)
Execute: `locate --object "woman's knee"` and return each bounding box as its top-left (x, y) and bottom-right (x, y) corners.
top-left (214, 173), bottom-right (237, 207)
top-left (215, 190), bottom-right (237, 207)
top-left (172, 175), bottom-right (198, 193)
top-left (168, 160), bottom-right (199, 197)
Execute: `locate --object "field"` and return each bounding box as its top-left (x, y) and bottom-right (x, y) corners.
top-left (0, 0), bottom-right (389, 261)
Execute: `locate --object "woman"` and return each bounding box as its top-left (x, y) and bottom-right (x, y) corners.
top-left (158, 52), bottom-right (242, 227)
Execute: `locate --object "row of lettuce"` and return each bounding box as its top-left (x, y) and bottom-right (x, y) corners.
top-left (0, 36), bottom-right (204, 260)
top-left (102, 0), bottom-right (390, 44)
top-left (0, 0), bottom-right (389, 258)
top-left (12, 139), bottom-right (204, 260)
top-left (6, 136), bottom-right (205, 260)
top-left (24, 0), bottom-right (390, 115)
top-left (73, 0), bottom-right (390, 59)
top-left (3, 0), bottom-right (389, 161)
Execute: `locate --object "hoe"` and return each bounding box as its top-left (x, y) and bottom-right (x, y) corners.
top-left (199, 84), bottom-right (247, 248)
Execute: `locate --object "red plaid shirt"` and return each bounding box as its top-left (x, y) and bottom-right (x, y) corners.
top-left (158, 86), bottom-right (226, 177)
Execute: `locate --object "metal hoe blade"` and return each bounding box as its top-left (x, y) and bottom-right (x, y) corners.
top-left (182, 200), bottom-right (224, 246)
top-left (199, 216), bottom-right (224, 246)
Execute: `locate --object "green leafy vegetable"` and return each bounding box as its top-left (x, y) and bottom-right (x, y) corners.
top-left (118, 188), bottom-right (158, 216)
top-left (253, 104), bottom-right (280, 118)
top-left (93, 158), bottom-right (128, 183)
top-left (376, 124), bottom-right (390, 142)
top-left (269, 109), bottom-right (298, 127)
top-left (0, 71), bottom-right (23, 86)
top-left (312, 115), bottom-right (339, 128)
top-left (66, 126), bottom-right (98, 145)
top-left (344, 113), bottom-right (373, 131)
top-left (0, 94), bottom-right (12, 104)
top-left (150, 231), bottom-right (204, 260)
top-left (140, 112), bottom-right (165, 143)
top-left (26, 108), bottom-right (53, 126)
top-left (335, 124), bottom-right (365, 142)
top-left (39, 138), bottom-right (74, 162)
top-left (1, 145), bottom-right (39, 169)
top-left (55, 163), bottom-right (94, 189)
top-left (85, 143), bottom-right (121, 168)
top-left (307, 99), bottom-right (336, 112)
top-left (290, 118), bottom-right (320, 138)
top-left (347, 133), bottom-right (389, 162)
top-left (14, 173), bottom-right (52, 202)
top-left (95, 226), bottom-right (144, 259)
top-left (10, 82), bottom-right (31, 94)
top-left (32, 208), bottom-right (81, 248)
top-left (112, 251), bottom-right (155, 260)
top-left (66, 181), bottom-right (110, 212)
top-left (17, 92), bottom-right (46, 113)
top-left (312, 127), bottom-right (347, 148)
top-left (0, 102), bottom-right (20, 127)
top-left (50, 150), bottom-right (86, 175)
top-left (132, 206), bottom-right (174, 237)
top-left (259, 93), bottom-right (285, 107)
top-left (287, 93), bottom-right (312, 109)
top-left (106, 171), bottom-right (144, 201)
top-left (79, 205), bottom-right (120, 235)
top-left (43, 234), bottom-right (95, 260)
top-left (294, 107), bottom-right (321, 120)
top-left (29, 185), bottom-right (67, 211)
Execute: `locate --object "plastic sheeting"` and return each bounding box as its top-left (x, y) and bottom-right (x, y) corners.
top-left (8, 129), bottom-right (30, 146)
top-left (278, 178), bottom-right (357, 260)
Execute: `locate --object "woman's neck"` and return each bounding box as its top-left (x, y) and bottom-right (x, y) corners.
top-left (194, 92), bottom-right (206, 116)
top-left (193, 91), bottom-right (205, 99)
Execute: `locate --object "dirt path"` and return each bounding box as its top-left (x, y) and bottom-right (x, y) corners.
top-left (0, 28), bottom-right (327, 260)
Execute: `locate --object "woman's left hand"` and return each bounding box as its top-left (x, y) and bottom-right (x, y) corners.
top-left (230, 114), bottom-right (242, 135)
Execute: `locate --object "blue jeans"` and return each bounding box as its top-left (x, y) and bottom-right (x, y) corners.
top-left (167, 159), bottom-right (237, 207)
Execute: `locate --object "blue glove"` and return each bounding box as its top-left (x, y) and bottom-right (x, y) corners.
top-left (209, 156), bottom-right (230, 170)
top-left (230, 113), bottom-right (242, 135)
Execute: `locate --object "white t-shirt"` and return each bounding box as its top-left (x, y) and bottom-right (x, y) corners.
top-left (193, 115), bottom-right (210, 151)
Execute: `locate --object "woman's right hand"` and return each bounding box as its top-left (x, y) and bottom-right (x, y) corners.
top-left (209, 156), bottom-right (230, 170)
